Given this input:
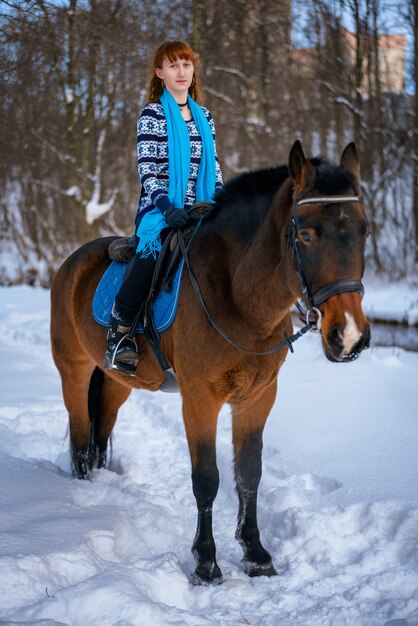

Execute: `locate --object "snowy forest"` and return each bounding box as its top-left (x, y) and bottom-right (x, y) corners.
top-left (1, 3), bottom-right (418, 623)
top-left (1, 0), bottom-right (417, 285)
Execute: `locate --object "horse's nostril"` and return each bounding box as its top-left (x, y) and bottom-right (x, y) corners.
top-left (327, 325), bottom-right (344, 350)
top-left (354, 325), bottom-right (371, 353)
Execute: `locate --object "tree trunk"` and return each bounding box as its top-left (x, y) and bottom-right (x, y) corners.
top-left (413, 0), bottom-right (418, 263)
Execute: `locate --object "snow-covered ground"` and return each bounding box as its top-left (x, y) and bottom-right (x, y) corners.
top-left (363, 277), bottom-right (418, 326)
top-left (0, 284), bottom-right (417, 626)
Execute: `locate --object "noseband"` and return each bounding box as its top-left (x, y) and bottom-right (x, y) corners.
top-left (289, 195), bottom-right (365, 326)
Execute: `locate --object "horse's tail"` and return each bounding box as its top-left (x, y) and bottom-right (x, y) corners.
top-left (87, 366), bottom-right (107, 469)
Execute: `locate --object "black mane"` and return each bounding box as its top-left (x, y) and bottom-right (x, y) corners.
top-left (209, 165), bottom-right (289, 246)
top-left (215, 165), bottom-right (289, 210)
top-left (204, 157), bottom-right (355, 247)
top-left (311, 157), bottom-right (355, 195)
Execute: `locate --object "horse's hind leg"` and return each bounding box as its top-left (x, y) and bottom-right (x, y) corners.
top-left (58, 356), bottom-right (131, 478)
top-left (232, 381), bottom-right (278, 577)
top-left (56, 355), bottom-right (97, 479)
top-left (90, 371), bottom-right (132, 470)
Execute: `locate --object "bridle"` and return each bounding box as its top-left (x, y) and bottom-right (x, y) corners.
top-left (178, 193), bottom-right (365, 356)
top-left (289, 194), bottom-right (365, 331)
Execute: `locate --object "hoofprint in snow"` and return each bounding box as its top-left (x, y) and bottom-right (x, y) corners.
top-left (0, 285), bottom-right (417, 626)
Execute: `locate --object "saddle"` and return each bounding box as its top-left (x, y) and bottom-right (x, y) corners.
top-left (108, 201), bottom-right (215, 266)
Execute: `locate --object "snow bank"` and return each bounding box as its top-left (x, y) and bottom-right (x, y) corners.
top-left (363, 277), bottom-right (418, 325)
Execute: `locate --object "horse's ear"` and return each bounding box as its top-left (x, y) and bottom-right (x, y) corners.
top-left (289, 140), bottom-right (316, 193)
top-left (341, 142), bottom-right (361, 194)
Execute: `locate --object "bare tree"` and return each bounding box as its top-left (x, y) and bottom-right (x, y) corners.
top-left (0, 0), bottom-right (415, 283)
top-left (289, 0), bottom-right (414, 277)
top-left (0, 0), bottom-right (190, 282)
top-left (411, 0), bottom-right (418, 264)
top-left (191, 0), bottom-right (292, 175)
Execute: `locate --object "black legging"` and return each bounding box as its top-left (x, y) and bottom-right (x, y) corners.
top-left (117, 253), bottom-right (157, 310)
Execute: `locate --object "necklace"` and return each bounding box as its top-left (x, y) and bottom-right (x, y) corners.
top-left (178, 101), bottom-right (188, 108)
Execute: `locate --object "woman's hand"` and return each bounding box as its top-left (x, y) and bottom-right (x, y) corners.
top-left (164, 205), bottom-right (191, 229)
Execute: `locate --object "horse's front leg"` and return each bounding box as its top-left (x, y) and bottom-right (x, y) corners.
top-left (182, 387), bottom-right (223, 585)
top-left (232, 381), bottom-right (278, 577)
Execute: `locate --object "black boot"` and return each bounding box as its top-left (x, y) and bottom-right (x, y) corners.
top-left (103, 297), bottom-right (139, 376)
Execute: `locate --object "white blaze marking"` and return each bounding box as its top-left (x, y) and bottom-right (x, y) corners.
top-left (342, 312), bottom-right (362, 355)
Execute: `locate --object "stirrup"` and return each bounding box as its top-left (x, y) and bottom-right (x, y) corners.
top-left (106, 335), bottom-right (138, 377)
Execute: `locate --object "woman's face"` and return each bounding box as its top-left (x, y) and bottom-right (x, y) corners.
top-left (155, 57), bottom-right (194, 99)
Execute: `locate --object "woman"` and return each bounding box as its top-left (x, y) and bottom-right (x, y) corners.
top-left (104, 40), bottom-right (223, 376)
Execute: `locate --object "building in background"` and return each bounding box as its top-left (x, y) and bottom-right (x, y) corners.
top-left (341, 28), bottom-right (406, 94)
top-left (292, 26), bottom-right (407, 95)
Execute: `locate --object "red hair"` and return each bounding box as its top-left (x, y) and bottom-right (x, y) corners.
top-left (147, 40), bottom-right (203, 104)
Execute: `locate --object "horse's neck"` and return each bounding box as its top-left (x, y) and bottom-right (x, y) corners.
top-left (231, 196), bottom-right (296, 334)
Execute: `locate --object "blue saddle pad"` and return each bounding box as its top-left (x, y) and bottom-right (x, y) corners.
top-left (92, 259), bottom-right (184, 334)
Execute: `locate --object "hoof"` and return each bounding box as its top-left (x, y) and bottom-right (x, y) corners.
top-left (191, 562), bottom-right (223, 586)
top-left (71, 450), bottom-right (92, 480)
top-left (244, 560), bottom-right (277, 578)
top-left (72, 466), bottom-right (91, 480)
top-left (96, 450), bottom-right (107, 470)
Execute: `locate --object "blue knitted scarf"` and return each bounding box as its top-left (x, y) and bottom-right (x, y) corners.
top-left (137, 88), bottom-right (217, 258)
top-left (161, 87), bottom-right (216, 207)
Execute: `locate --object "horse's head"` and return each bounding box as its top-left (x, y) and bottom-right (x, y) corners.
top-left (288, 140), bottom-right (371, 362)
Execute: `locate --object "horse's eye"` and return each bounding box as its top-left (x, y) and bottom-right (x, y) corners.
top-left (299, 230), bottom-right (314, 243)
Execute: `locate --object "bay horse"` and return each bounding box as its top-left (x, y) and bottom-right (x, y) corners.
top-left (50, 141), bottom-right (370, 584)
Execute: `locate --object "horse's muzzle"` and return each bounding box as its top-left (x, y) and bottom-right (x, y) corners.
top-left (323, 320), bottom-right (371, 363)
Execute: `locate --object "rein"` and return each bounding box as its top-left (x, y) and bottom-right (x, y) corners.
top-left (179, 193), bottom-right (364, 357)
top-left (178, 230), bottom-right (312, 355)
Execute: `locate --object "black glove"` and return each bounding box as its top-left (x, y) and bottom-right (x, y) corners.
top-left (164, 205), bottom-right (190, 229)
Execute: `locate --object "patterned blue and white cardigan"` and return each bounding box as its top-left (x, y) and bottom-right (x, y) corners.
top-left (135, 101), bottom-right (223, 226)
